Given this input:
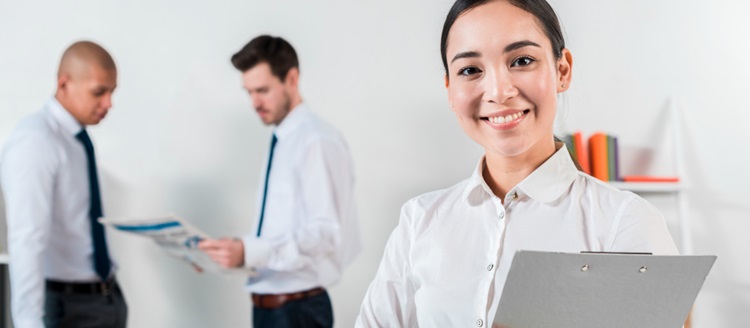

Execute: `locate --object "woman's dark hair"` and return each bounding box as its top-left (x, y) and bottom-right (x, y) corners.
top-left (231, 35), bottom-right (299, 82)
top-left (440, 0), bottom-right (565, 76)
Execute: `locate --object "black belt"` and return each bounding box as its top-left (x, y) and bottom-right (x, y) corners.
top-left (46, 278), bottom-right (119, 296)
top-left (252, 287), bottom-right (326, 309)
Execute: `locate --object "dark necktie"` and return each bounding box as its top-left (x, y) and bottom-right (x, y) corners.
top-left (75, 129), bottom-right (111, 281)
top-left (256, 134), bottom-right (278, 237)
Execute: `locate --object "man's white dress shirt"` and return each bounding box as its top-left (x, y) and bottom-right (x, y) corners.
top-left (356, 145), bottom-right (678, 327)
top-left (242, 103), bottom-right (361, 294)
top-left (1, 98), bottom-right (114, 328)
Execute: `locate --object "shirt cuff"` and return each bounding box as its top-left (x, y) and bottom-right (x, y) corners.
top-left (14, 317), bottom-right (45, 328)
top-left (241, 236), bottom-right (272, 269)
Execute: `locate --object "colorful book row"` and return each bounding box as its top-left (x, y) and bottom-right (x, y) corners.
top-left (562, 132), bottom-right (618, 181)
top-left (562, 132), bottom-right (680, 183)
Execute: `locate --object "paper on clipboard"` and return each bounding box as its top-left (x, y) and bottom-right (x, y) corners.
top-left (99, 215), bottom-right (256, 276)
top-left (493, 250), bottom-right (716, 328)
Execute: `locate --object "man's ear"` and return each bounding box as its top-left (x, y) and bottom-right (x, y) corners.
top-left (557, 48), bottom-right (573, 92)
top-left (57, 74), bottom-right (70, 95)
top-left (285, 67), bottom-right (300, 88)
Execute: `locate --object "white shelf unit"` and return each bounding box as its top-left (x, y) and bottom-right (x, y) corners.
top-left (609, 182), bottom-right (683, 193)
top-left (608, 99), bottom-right (692, 255)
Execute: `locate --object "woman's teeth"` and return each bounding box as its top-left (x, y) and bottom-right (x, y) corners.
top-left (488, 112), bottom-right (522, 124)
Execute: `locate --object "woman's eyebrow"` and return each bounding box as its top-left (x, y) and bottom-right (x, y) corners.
top-left (504, 40), bottom-right (541, 53)
top-left (451, 51), bottom-right (480, 64)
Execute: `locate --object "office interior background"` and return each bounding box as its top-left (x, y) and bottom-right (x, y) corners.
top-left (1, 0), bottom-right (748, 326)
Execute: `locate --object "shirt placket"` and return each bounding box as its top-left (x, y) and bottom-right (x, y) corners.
top-left (476, 193), bottom-right (508, 327)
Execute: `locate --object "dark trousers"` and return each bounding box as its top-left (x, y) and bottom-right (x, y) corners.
top-left (43, 283), bottom-right (128, 328)
top-left (253, 291), bottom-right (333, 328)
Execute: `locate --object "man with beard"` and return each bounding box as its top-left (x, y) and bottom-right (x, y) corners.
top-left (199, 35), bottom-right (361, 328)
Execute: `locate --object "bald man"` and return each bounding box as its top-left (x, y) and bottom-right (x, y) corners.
top-left (1, 41), bottom-right (127, 328)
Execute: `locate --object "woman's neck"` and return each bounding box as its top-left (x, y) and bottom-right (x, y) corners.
top-left (483, 140), bottom-right (558, 201)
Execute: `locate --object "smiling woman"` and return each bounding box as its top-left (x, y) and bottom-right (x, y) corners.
top-left (355, 0), bottom-right (678, 327)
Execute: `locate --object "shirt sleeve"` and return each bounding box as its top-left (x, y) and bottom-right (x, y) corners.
top-left (242, 139), bottom-right (351, 271)
top-left (355, 201), bottom-right (417, 327)
top-left (609, 195), bottom-right (679, 255)
top-left (1, 132), bottom-right (58, 328)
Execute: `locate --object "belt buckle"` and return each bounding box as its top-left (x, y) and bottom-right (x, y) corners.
top-left (100, 282), bottom-right (111, 296)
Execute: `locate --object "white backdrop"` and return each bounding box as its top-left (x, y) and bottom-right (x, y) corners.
top-left (1, 0), bottom-right (748, 327)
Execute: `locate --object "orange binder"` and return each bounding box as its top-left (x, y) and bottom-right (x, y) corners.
top-left (588, 133), bottom-right (609, 181)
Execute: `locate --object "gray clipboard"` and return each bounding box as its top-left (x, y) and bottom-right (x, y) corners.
top-left (493, 251), bottom-right (716, 328)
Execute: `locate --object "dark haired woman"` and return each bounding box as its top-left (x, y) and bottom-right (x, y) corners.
top-left (356, 0), bottom-right (677, 326)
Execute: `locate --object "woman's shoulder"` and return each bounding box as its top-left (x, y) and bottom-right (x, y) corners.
top-left (573, 171), bottom-right (641, 202)
top-left (572, 172), bottom-right (665, 220)
top-left (572, 173), bottom-right (677, 254)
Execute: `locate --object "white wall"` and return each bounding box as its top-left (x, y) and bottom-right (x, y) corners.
top-left (0, 0), bottom-right (748, 327)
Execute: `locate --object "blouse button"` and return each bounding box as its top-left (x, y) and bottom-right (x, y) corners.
top-left (476, 319), bottom-right (484, 327)
top-left (498, 211), bottom-right (505, 220)
top-left (487, 263), bottom-right (494, 271)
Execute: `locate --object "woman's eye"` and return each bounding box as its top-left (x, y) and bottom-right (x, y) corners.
top-left (458, 66), bottom-right (482, 76)
top-left (511, 56), bottom-right (535, 67)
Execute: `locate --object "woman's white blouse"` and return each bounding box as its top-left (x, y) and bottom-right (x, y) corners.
top-left (356, 146), bottom-right (678, 327)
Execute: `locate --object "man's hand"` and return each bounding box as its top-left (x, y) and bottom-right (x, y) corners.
top-left (198, 237), bottom-right (245, 268)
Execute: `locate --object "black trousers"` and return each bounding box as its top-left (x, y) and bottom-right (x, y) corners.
top-left (43, 283), bottom-right (128, 328)
top-left (252, 291), bottom-right (333, 328)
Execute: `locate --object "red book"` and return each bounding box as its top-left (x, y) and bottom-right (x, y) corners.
top-left (622, 176), bottom-right (680, 183)
top-left (588, 133), bottom-right (609, 181)
top-left (573, 132), bottom-right (590, 174)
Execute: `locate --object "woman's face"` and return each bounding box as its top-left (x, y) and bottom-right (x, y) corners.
top-left (445, 0), bottom-right (571, 159)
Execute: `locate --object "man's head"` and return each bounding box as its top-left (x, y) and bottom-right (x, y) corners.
top-left (231, 35), bottom-right (301, 126)
top-left (55, 41), bottom-right (117, 126)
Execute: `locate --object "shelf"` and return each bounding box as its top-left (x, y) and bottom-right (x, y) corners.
top-left (608, 181), bottom-right (683, 193)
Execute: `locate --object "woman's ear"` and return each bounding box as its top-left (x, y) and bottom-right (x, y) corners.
top-left (557, 48), bottom-right (573, 92)
top-left (445, 75), bottom-right (455, 111)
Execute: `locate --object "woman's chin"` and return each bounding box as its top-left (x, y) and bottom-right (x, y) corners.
top-left (486, 142), bottom-right (529, 158)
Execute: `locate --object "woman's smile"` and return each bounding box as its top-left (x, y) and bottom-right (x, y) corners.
top-left (480, 109), bottom-right (530, 130)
